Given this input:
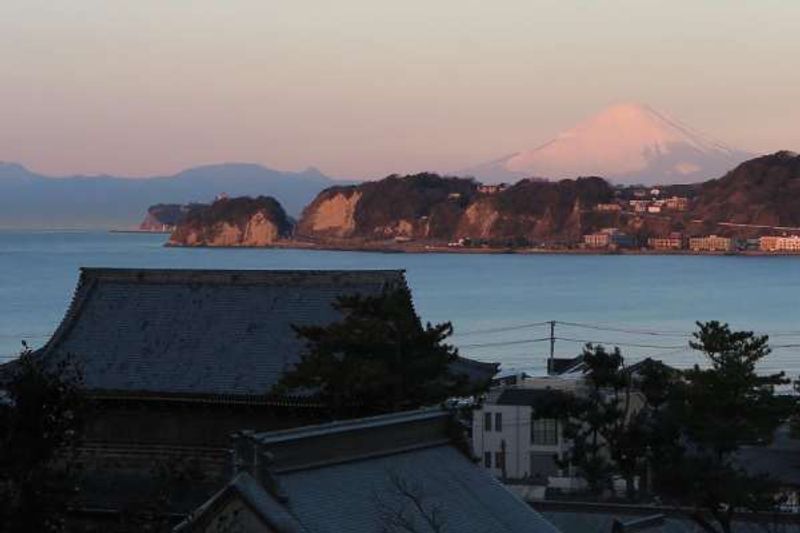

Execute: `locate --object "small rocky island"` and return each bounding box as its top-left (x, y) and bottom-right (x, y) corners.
top-left (168, 196), bottom-right (293, 246)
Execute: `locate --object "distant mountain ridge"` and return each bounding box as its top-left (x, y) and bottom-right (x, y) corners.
top-left (466, 103), bottom-right (754, 185)
top-left (689, 151), bottom-right (800, 236)
top-left (0, 162), bottom-right (339, 229)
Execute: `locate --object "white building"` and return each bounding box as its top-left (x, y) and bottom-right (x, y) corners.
top-left (472, 376), bottom-right (585, 488)
top-left (473, 370), bottom-right (649, 494)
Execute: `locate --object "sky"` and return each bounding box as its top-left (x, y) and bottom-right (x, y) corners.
top-left (1, 0), bottom-right (799, 180)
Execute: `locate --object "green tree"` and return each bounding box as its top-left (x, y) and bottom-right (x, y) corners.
top-left (0, 344), bottom-right (85, 532)
top-left (556, 344), bottom-right (648, 498)
top-left (653, 321), bottom-right (791, 533)
top-left (278, 287), bottom-right (483, 417)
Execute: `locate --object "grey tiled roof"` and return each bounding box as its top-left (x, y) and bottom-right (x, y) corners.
top-left (278, 444), bottom-right (559, 533)
top-left (184, 409), bottom-right (559, 532)
top-left (42, 268), bottom-right (406, 397)
top-left (495, 388), bottom-right (557, 406)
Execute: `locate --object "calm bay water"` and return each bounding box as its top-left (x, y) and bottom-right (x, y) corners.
top-left (1, 230), bottom-right (799, 376)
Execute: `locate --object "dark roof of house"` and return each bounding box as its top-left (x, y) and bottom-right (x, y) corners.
top-left (495, 388), bottom-right (565, 407)
top-left (37, 268), bottom-right (405, 398)
top-left (178, 409), bottom-right (560, 533)
top-left (31, 268), bottom-right (496, 400)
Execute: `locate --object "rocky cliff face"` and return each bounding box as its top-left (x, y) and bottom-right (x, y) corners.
top-left (139, 203), bottom-right (193, 231)
top-left (168, 196), bottom-right (293, 246)
top-left (458, 177), bottom-right (613, 242)
top-left (297, 173), bottom-right (615, 244)
top-left (296, 174), bottom-right (478, 241)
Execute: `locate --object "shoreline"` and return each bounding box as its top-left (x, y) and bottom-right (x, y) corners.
top-left (162, 238), bottom-right (800, 257)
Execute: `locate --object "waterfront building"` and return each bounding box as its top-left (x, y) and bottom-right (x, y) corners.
top-left (688, 235), bottom-right (734, 252)
top-left (178, 409), bottom-right (559, 532)
top-left (760, 235), bottom-right (800, 252)
top-left (583, 232), bottom-right (611, 248)
top-left (647, 233), bottom-right (684, 250)
top-left (584, 228), bottom-right (635, 249)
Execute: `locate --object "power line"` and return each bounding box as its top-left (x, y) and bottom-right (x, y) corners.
top-left (454, 321), bottom-right (551, 337)
top-left (553, 336), bottom-right (686, 350)
top-left (554, 321), bottom-right (691, 338)
top-left (459, 337), bottom-right (551, 349)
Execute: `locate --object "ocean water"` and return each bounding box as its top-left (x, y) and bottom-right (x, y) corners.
top-left (1, 230), bottom-right (800, 377)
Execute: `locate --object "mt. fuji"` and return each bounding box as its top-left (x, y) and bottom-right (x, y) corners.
top-left (466, 103), bottom-right (753, 185)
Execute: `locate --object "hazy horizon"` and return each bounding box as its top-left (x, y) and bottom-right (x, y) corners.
top-left (2, 1), bottom-right (799, 180)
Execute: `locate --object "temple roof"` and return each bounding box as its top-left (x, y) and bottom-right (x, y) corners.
top-left (36, 268), bottom-right (496, 400)
top-left (40, 268), bottom-right (407, 398)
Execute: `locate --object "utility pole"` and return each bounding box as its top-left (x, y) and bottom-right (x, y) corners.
top-left (548, 320), bottom-right (556, 374)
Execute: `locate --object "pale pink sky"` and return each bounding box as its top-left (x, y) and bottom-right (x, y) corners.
top-left (1, 0), bottom-right (798, 179)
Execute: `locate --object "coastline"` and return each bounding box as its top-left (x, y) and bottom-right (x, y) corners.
top-left (162, 238), bottom-right (800, 257)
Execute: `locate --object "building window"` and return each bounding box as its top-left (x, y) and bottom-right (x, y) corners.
top-left (495, 412), bottom-right (502, 432)
top-left (484, 412), bottom-right (492, 431)
top-left (484, 452), bottom-right (492, 468)
top-left (531, 418), bottom-right (558, 445)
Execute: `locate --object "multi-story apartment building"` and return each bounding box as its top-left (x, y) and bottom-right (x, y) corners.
top-left (647, 233), bottom-right (684, 250)
top-left (688, 235), bottom-right (734, 252)
top-left (583, 232), bottom-right (611, 248)
top-left (760, 235), bottom-right (800, 252)
top-left (583, 228), bottom-right (635, 249)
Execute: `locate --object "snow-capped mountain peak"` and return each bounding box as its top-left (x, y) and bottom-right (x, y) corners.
top-left (466, 103), bottom-right (753, 184)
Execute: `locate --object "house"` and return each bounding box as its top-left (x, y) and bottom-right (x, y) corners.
top-left (473, 376), bottom-right (587, 491)
top-left (664, 196), bottom-right (689, 211)
top-left (176, 409), bottom-right (560, 532)
top-left (473, 360), bottom-right (662, 496)
top-left (478, 183), bottom-right (509, 195)
top-left (4, 268), bottom-right (497, 515)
